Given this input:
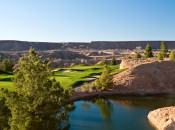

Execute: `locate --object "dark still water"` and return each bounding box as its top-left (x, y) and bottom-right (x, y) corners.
top-left (69, 95), bottom-right (175, 130)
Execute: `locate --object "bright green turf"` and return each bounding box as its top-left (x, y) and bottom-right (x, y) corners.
top-left (53, 64), bottom-right (120, 89)
top-left (0, 70), bottom-right (14, 91)
top-left (0, 64), bottom-right (123, 90)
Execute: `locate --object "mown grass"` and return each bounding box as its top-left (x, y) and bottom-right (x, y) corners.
top-left (0, 64), bottom-right (124, 90)
top-left (53, 64), bottom-right (120, 89)
top-left (0, 70), bottom-right (14, 91)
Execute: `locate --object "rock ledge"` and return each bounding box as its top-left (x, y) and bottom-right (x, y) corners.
top-left (148, 107), bottom-right (175, 130)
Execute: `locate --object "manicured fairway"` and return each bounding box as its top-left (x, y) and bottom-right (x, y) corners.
top-left (0, 64), bottom-right (124, 90)
top-left (53, 64), bottom-right (120, 89)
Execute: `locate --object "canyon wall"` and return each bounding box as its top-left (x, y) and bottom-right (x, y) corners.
top-left (0, 40), bottom-right (175, 51)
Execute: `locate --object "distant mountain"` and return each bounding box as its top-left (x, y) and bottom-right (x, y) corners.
top-left (0, 40), bottom-right (175, 51)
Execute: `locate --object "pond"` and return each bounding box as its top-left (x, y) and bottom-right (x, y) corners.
top-left (69, 95), bottom-right (175, 130)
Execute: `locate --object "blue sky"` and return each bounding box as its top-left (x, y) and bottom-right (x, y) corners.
top-left (0, 0), bottom-right (175, 42)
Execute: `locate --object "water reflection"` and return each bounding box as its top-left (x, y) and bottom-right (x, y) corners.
top-left (93, 99), bottom-right (113, 120)
top-left (110, 95), bottom-right (175, 110)
top-left (69, 95), bottom-right (175, 130)
top-left (81, 99), bottom-right (113, 120)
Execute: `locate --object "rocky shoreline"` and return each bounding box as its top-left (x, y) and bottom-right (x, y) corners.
top-left (71, 89), bottom-right (173, 102)
top-left (148, 107), bottom-right (175, 130)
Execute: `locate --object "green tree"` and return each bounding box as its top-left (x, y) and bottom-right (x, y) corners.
top-left (2, 58), bottom-right (14, 72)
top-left (110, 56), bottom-right (116, 65)
top-left (3, 49), bottom-right (72, 130)
top-left (95, 65), bottom-right (112, 90)
top-left (157, 52), bottom-right (164, 60)
top-left (134, 53), bottom-right (141, 59)
top-left (144, 43), bottom-right (153, 58)
top-left (169, 50), bottom-right (175, 60)
top-left (161, 41), bottom-right (168, 57)
top-left (0, 96), bottom-right (11, 130)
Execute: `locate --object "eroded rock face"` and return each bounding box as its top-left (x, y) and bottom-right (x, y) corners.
top-left (148, 107), bottom-right (175, 130)
top-left (113, 60), bottom-right (175, 94)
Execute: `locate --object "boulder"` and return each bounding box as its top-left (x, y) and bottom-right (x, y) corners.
top-left (148, 107), bottom-right (175, 130)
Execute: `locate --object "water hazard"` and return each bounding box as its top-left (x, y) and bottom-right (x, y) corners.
top-left (69, 95), bottom-right (175, 130)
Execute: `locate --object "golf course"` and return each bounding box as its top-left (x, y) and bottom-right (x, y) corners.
top-left (0, 64), bottom-right (122, 90)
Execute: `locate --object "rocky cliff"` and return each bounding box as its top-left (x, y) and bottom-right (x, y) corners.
top-left (113, 60), bottom-right (175, 94)
top-left (0, 40), bottom-right (175, 51)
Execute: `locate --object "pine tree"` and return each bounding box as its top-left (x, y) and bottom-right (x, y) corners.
top-left (169, 50), bottom-right (175, 60)
top-left (95, 65), bottom-right (112, 90)
top-left (161, 41), bottom-right (168, 57)
top-left (110, 56), bottom-right (116, 65)
top-left (157, 52), bottom-right (164, 60)
top-left (3, 49), bottom-right (72, 130)
top-left (144, 43), bottom-right (153, 58)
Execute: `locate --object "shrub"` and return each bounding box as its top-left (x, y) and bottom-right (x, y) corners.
top-left (2, 59), bottom-right (14, 72)
top-left (110, 56), bottom-right (116, 65)
top-left (134, 53), bottom-right (141, 59)
top-left (81, 83), bottom-right (90, 92)
top-left (169, 50), bottom-right (175, 60)
top-left (126, 55), bottom-right (132, 59)
top-left (157, 52), bottom-right (164, 60)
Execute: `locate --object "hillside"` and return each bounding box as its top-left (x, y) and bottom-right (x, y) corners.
top-left (113, 60), bottom-right (175, 94)
top-left (0, 40), bottom-right (175, 51)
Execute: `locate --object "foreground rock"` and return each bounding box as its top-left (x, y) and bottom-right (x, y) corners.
top-left (148, 107), bottom-right (175, 130)
top-left (113, 60), bottom-right (175, 94)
